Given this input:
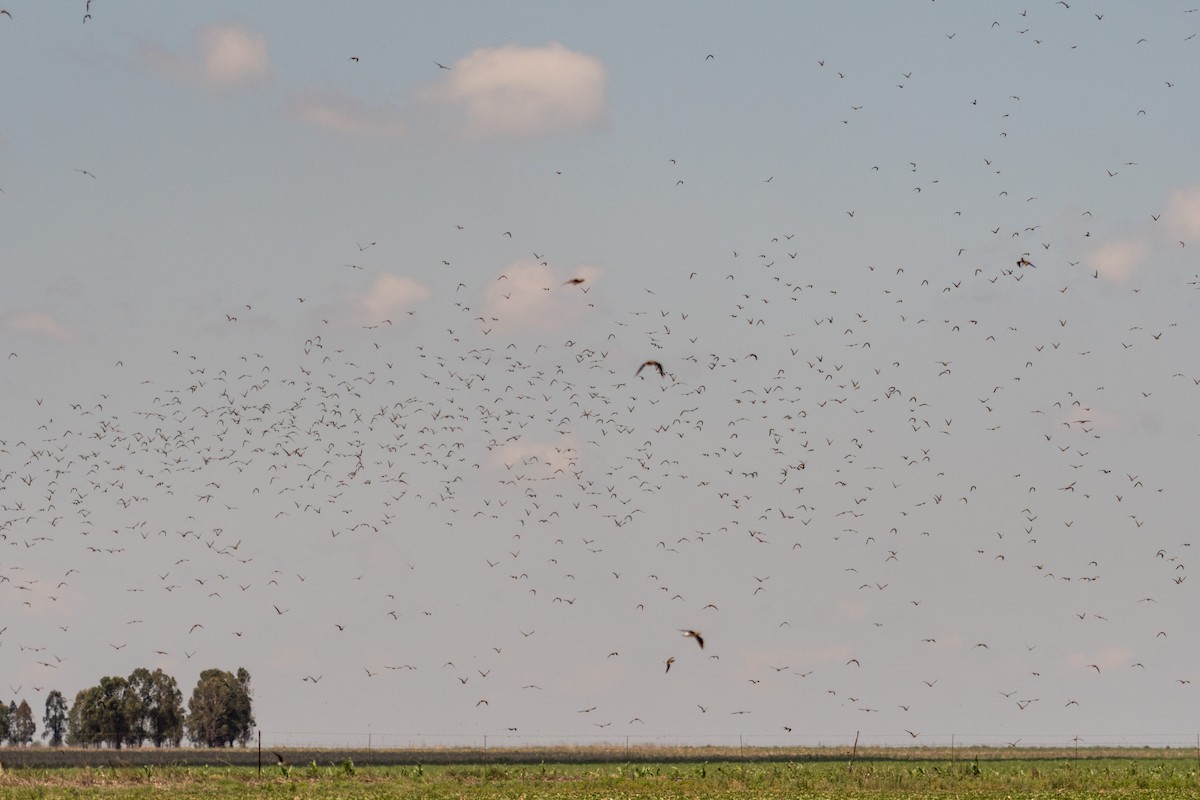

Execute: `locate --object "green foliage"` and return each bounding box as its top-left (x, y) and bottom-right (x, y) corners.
top-left (63, 666), bottom-right (248, 749)
top-left (127, 668), bottom-right (185, 747)
top-left (2, 755), bottom-right (1200, 799)
top-left (184, 668), bottom-right (254, 747)
top-left (42, 690), bottom-right (68, 747)
top-left (66, 676), bottom-right (138, 748)
top-left (10, 700), bottom-right (36, 745)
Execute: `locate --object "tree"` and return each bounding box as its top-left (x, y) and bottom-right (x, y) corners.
top-left (43, 690), bottom-right (68, 746)
top-left (67, 686), bottom-right (101, 746)
top-left (67, 676), bottom-right (136, 748)
top-left (11, 700), bottom-right (36, 745)
top-left (97, 676), bottom-right (136, 748)
top-left (3, 701), bottom-right (17, 745)
top-left (234, 668), bottom-right (254, 747)
top-left (186, 668), bottom-right (254, 747)
top-left (0, 700), bottom-right (10, 744)
top-left (128, 668), bottom-right (185, 747)
top-left (125, 668), bottom-right (151, 747)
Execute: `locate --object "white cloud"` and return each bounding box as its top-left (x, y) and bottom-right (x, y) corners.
top-left (1164, 186), bottom-right (1200, 238)
top-left (289, 90), bottom-right (406, 137)
top-left (1086, 236), bottom-right (1146, 284)
top-left (1064, 646), bottom-right (1135, 673)
top-left (3, 311), bottom-right (74, 342)
top-left (1057, 406), bottom-right (1125, 430)
top-left (360, 274), bottom-right (431, 321)
top-left (737, 644), bottom-right (853, 672)
top-left (491, 435), bottom-right (579, 476)
top-left (483, 260), bottom-right (602, 331)
top-left (318, 273), bottom-right (432, 328)
top-left (424, 43), bottom-right (607, 138)
top-left (143, 21), bottom-right (270, 89)
top-left (198, 23), bottom-right (270, 87)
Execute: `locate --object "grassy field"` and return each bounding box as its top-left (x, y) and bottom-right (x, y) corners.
top-left (1, 749), bottom-right (1199, 799)
top-left (1, 743), bottom-right (1198, 767)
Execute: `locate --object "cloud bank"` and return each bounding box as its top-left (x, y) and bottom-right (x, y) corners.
top-left (331, 273), bottom-right (433, 326)
top-left (483, 260), bottom-right (602, 331)
top-left (424, 43), bottom-right (607, 138)
top-left (1086, 237), bottom-right (1147, 284)
top-left (288, 90), bottom-right (406, 137)
top-left (1164, 186), bottom-right (1200, 238)
top-left (143, 21), bottom-right (271, 89)
top-left (3, 311), bottom-right (75, 342)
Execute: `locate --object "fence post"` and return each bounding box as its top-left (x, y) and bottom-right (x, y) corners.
top-left (257, 730), bottom-right (261, 778)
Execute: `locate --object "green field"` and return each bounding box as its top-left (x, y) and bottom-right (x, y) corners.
top-left (2, 748), bottom-right (1199, 799)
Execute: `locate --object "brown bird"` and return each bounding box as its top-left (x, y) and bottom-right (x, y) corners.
top-left (637, 360), bottom-right (665, 378)
top-left (665, 656), bottom-right (675, 673)
top-left (681, 629), bottom-right (704, 649)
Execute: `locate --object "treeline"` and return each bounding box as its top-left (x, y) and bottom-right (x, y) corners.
top-left (2, 667), bottom-right (254, 749)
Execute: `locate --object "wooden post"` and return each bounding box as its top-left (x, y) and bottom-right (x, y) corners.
top-left (256, 730), bottom-right (261, 778)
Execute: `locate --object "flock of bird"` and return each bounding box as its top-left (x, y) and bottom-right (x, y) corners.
top-left (1, 2), bottom-right (1198, 745)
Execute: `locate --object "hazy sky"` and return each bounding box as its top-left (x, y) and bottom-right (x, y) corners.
top-left (2, 2), bottom-right (1198, 749)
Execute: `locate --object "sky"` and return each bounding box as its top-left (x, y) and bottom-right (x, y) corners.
top-left (1, 1), bottom-right (1199, 750)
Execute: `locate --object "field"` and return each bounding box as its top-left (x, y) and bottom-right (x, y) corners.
top-left (2, 747), bottom-right (1199, 798)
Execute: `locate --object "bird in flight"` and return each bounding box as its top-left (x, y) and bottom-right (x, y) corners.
top-left (636, 360), bottom-right (665, 378)
top-left (681, 629), bottom-right (704, 649)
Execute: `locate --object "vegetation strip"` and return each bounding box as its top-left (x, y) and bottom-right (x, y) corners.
top-left (1, 753), bottom-right (1199, 799)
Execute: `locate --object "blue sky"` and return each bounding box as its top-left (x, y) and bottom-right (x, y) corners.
top-left (1, 1), bottom-right (1198, 748)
